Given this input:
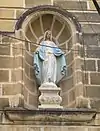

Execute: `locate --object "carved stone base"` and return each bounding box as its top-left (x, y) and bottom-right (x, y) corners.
top-left (9, 94), bottom-right (24, 108)
top-left (38, 82), bottom-right (63, 109)
top-left (76, 95), bottom-right (91, 109)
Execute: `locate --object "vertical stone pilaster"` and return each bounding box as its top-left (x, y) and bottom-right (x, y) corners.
top-left (95, 59), bottom-right (98, 72)
top-left (9, 70), bottom-right (11, 82)
top-left (0, 84), bottom-right (2, 96)
top-left (88, 72), bottom-right (91, 85)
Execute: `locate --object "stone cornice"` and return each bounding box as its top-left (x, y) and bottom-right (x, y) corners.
top-left (4, 108), bottom-right (96, 125)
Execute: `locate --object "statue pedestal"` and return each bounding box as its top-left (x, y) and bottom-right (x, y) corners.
top-left (38, 82), bottom-right (63, 109)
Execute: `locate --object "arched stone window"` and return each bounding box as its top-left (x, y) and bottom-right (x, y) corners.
top-left (15, 5), bottom-right (82, 109)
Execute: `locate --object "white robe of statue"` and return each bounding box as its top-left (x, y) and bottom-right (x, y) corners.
top-left (42, 40), bottom-right (57, 83)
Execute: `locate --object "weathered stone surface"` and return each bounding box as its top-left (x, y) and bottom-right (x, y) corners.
top-left (0, 97), bottom-right (9, 107)
top-left (30, 43), bottom-right (37, 53)
top-left (28, 93), bottom-right (38, 107)
top-left (9, 94), bottom-right (24, 107)
top-left (1, 36), bottom-right (16, 43)
top-left (23, 73), bottom-right (37, 93)
top-left (0, 44), bottom-right (10, 55)
top-left (0, 20), bottom-right (16, 32)
top-left (2, 83), bottom-right (23, 95)
top-left (25, 51), bottom-right (33, 65)
top-left (0, 126), bottom-right (99, 131)
top-left (52, 19), bottom-right (63, 38)
top-left (82, 60), bottom-right (96, 71)
top-left (4, 109), bottom-right (96, 125)
top-left (30, 66), bottom-right (36, 80)
top-left (26, 26), bottom-right (37, 42)
top-left (24, 62), bottom-right (30, 78)
top-left (54, 1), bottom-right (87, 10)
top-left (68, 88), bottom-right (75, 103)
top-left (74, 71), bottom-right (82, 84)
top-left (97, 60), bottom-right (100, 72)
top-left (82, 72), bottom-right (88, 84)
top-left (89, 1), bottom-right (100, 10)
top-left (31, 18), bottom-right (42, 38)
top-left (66, 51), bottom-right (74, 65)
top-left (24, 61), bottom-right (35, 80)
top-left (0, 0), bottom-right (24, 7)
top-left (61, 93), bottom-right (68, 106)
top-left (0, 70), bottom-right (9, 82)
top-left (86, 86), bottom-right (100, 98)
top-left (67, 64), bottom-right (73, 76)
top-left (76, 33), bottom-right (82, 44)
top-left (0, 9), bottom-right (14, 18)
top-left (0, 1), bottom-right (99, 128)
top-left (76, 96), bottom-right (91, 109)
top-left (0, 56), bottom-right (23, 68)
top-left (72, 45), bottom-right (84, 58)
top-left (73, 12), bottom-right (100, 22)
top-left (75, 82), bottom-right (84, 97)
top-left (25, 0), bottom-right (51, 7)
top-left (90, 73), bottom-right (100, 85)
top-left (12, 43), bottom-right (24, 55)
top-left (78, 46), bottom-right (84, 57)
top-left (44, 127), bottom-right (61, 131)
top-left (1, 36), bottom-right (10, 42)
top-left (58, 27), bottom-right (70, 44)
top-left (11, 69), bottom-right (23, 81)
top-left (83, 33), bottom-right (99, 47)
top-left (81, 24), bottom-right (100, 34)
top-left (16, 10), bottom-right (24, 18)
top-left (86, 46), bottom-right (100, 58)
top-left (91, 99), bottom-right (100, 109)
top-left (38, 82), bottom-right (62, 109)
top-left (23, 87), bottom-right (28, 102)
top-left (74, 58), bottom-right (83, 70)
top-left (61, 76), bottom-right (74, 92)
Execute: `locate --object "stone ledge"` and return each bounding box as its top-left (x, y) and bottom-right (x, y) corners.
top-left (4, 108), bottom-right (96, 125)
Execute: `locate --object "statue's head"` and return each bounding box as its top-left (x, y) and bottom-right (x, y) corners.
top-left (44, 30), bottom-right (52, 41)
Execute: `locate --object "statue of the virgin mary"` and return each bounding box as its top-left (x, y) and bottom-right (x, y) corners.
top-left (33, 30), bottom-right (67, 86)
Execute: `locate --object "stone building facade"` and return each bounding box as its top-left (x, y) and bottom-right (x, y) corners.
top-left (0, 0), bottom-right (100, 130)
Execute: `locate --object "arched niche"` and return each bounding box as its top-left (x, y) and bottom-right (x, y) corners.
top-left (15, 5), bottom-right (82, 109)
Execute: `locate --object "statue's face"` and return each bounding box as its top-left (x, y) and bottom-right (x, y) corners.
top-left (46, 31), bottom-right (51, 39)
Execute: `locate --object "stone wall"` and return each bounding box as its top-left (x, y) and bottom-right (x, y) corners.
top-left (0, 0), bottom-right (100, 131)
top-left (0, 0), bottom-right (100, 108)
top-left (0, 125), bottom-right (99, 131)
top-left (53, 0), bottom-right (100, 109)
top-left (82, 33), bottom-right (100, 109)
top-left (0, 0), bottom-right (99, 32)
top-left (0, 35), bottom-right (38, 109)
top-left (0, 37), bottom-right (23, 107)
top-left (0, 0), bottom-right (99, 108)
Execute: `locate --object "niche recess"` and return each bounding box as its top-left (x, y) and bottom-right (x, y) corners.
top-left (15, 5), bottom-right (82, 109)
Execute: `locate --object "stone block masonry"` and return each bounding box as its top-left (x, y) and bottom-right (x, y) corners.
top-left (0, 40), bottom-right (24, 108)
top-left (0, 0), bottom-right (100, 130)
top-left (0, 38), bottom-right (38, 109)
top-left (81, 32), bottom-right (100, 109)
top-left (0, 0), bottom-right (99, 32)
top-left (0, 0), bottom-right (99, 109)
top-left (0, 0), bottom-right (100, 111)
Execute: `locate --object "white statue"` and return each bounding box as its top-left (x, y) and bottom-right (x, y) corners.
top-left (34, 30), bottom-right (67, 85)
